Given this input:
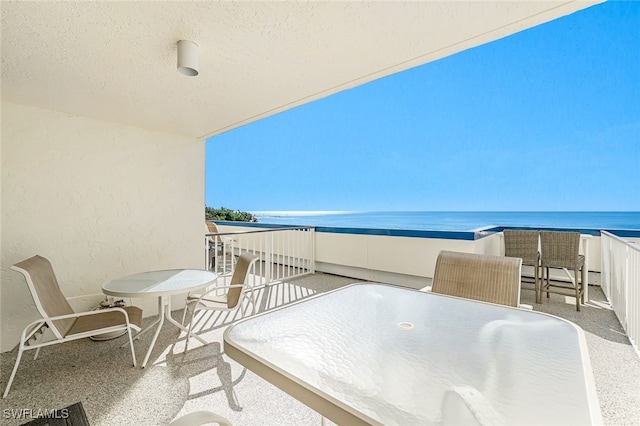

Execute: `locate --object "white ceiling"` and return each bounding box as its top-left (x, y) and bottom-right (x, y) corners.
top-left (1, 1), bottom-right (600, 139)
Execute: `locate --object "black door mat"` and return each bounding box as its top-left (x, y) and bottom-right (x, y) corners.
top-left (20, 402), bottom-right (90, 426)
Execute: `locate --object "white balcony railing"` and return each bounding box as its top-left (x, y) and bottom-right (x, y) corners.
top-left (601, 230), bottom-right (640, 355)
top-left (206, 225), bottom-right (315, 289)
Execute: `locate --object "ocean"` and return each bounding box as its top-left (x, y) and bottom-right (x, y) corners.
top-left (253, 211), bottom-right (640, 232)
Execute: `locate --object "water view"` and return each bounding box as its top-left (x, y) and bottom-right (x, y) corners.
top-left (254, 211), bottom-right (640, 232)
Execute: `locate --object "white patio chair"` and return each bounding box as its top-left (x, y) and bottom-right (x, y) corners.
top-left (206, 221), bottom-right (222, 270)
top-left (183, 252), bottom-right (258, 353)
top-left (169, 411), bottom-right (232, 426)
top-left (3, 255), bottom-right (143, 398)
top-left (206, 221), bottom-right (236, 274)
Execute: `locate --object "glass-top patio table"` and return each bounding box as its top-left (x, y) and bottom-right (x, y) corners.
top-left (103, 269), bottom-right (217, 368)
top-left (224, 283), bottom-right (602, 426)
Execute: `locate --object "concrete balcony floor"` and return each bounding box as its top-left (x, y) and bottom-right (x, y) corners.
top-left (1, 272), bottom-right (639, 425)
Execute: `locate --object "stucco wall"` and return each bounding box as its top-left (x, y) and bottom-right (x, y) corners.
top-left (216, 223), bottom-right (608, 291)
top-left (215, 224), bottom-right (477, 288)
top-left (315, 232), bottom-right (474, 278)
top-left (1, 102), bottom-right (205, 352)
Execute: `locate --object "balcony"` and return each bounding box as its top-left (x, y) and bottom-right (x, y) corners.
top-left (3, 2), bottom-right (636, 424)
top-left (1, 225), bottom-right (638, 425)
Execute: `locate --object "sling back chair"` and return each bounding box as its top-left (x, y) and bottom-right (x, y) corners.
top-left (3, 255), bottom-right (143, 398)
top-left (206, 221), bottom-right (222, 270)
top-left (169, 411), bottom-right (232, 426)
top-left (540, 231), bottom-right (586, 311)
top-left (206, 221), bottom-right (236, 274)
top-left (431, 250), bottom-right (523, 308)
top-left (183, 252), bottom-right (259, 353)
top-left (504, 229), bottom-right (541, 303)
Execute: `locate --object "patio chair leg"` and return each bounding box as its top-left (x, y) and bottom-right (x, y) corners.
top-left (545, 267), bottom-right (550, 299)
top-left (575, 268), bottom-right (581, 312)
top-left (184, 311), bottom-right (195, 354)
top-left (240, 292), bottom-right (253, 318)
top-left (537, 265), bottom-right (542, 303)
top-left (3, 342), bottom-right (25, 398)
top-left (181, 302), bottom-right (193, 326)
top-left (120, 317), bottom-right (161, 348)
top-left (127, 329), bottom-right (138, 367)
top-left (534, 265), bottom-right (540, 304)
top-left (30, 325), bottom-right (46, 360)
top-left (581, 266), bottom-right (587, 304)
top-left (250, 290), bottom-right (257, 315)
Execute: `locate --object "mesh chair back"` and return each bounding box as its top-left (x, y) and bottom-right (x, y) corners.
top-left (227, 252), bottom-right (259, 308)
top-left (11, 255), bottom-right (76, 339)
top-left (206, 221), bottom-right (222, 244)
top-left (540, 231), bottom-right (582, 269)
top-left (504, 230), bottom-right (540, 266)
top-left (432, 251), bottom-right (522, 307)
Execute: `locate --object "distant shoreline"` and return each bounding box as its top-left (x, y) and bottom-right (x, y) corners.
top-left (251, 211), bottom-right (640, 232)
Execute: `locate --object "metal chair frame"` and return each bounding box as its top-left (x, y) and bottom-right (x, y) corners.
top-left (183, 252), bottom-right (259, 353)
top-left (504, 229), bottom-right (541, 303)
top-left (3, 255), bottom-right (142, 398)
top-left (432, 250), bottom-right (523, 308)
top-left (540, 231), bottom-right (586, 312)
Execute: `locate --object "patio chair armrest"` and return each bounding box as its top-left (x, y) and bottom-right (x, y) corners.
top-left (16, 310), bottom-right (133, 345)
top-left (41, 307), bottom-right (134, 325)
top-left (18, 318), bottom-right (52, 344)
top-left (518, 303), bottom-right (533, 311)
top-left (169, 410), bottom-right (232, 426)
top-left (194, 284), bottom-right (247, 302)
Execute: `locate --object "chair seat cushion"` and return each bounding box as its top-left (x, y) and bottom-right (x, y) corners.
top-left (187, 293), bottom-right (228, 307)
top-left (541, 254), bottom-right (585, 269)
top-left (519, 254), bottom-right (540, 266)
top-left (65, 306), bottom-right (143, 337)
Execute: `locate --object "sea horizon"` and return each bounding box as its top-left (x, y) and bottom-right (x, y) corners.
top-left (252, 210), bottom-right (640, 232)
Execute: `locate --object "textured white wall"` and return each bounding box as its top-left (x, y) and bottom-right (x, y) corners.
top-left (215, 224), bottom-right (475, 288)
top-left (1, 102), bottom-right (205, 352)
top-left (315, 232), bottom-right (473, 279)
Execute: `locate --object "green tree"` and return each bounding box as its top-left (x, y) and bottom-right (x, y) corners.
top-left (205, 206), bottom-right (258, 222)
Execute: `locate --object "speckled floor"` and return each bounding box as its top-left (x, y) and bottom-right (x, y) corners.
top-left (1, 273), bottom-right (638, 426)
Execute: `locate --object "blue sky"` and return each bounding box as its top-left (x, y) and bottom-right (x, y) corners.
top-left (206, 1), bottom-right (639, 212)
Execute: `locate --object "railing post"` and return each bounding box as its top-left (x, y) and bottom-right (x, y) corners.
top-left (625, 245), bottom-right (630, 334)
top-left (311, 227), bottom-right (316, 274)
top-left (211, 225), bottom-right (315, 286)
top-left (582, 235), bottom-right (591, 301)
top-left (265, 231), bottom-right (273, 285)
top-left (603, 234), bottom-right (614, 305)
top-left (205, 237), bottom-right (209, 270)
top-left (600, 230), bottom-right (640, 357)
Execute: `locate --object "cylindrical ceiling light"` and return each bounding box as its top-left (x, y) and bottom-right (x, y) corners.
top-left (177, 40), bottom-right (199, 76)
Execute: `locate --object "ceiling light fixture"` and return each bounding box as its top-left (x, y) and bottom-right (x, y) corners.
top-left (177, 40), bottom-right (199, 76)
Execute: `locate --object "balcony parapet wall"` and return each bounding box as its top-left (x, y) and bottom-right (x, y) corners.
top-left (216, 221), bottom-right (640, 289)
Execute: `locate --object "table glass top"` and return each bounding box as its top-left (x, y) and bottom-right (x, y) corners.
top-left (102, 269), bottom-right (217, 297)
top-left (225, 283), bottom-right (600, 426)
